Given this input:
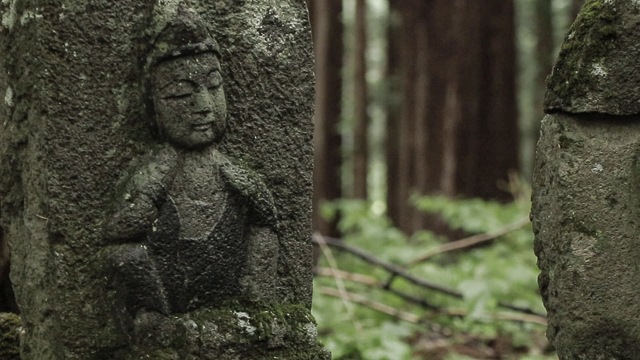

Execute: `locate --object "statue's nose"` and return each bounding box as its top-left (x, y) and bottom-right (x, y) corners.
top-left (192, 87), bottom-right (215, 113)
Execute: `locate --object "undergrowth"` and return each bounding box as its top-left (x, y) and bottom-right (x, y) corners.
top-left (312, 190), bottom-right (557, 360)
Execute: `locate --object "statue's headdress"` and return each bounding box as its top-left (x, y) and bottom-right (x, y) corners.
top-left (148, 3), bottom-right (220, 67)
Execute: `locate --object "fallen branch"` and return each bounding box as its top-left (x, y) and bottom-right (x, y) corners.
top-left (319, 286), bottom-right (547, 326)
top-left (427, 308), bottom-right (548, 326)
top-left (315, 267), bottom-right (378, 286)
top-left (314, 235), bottom-right (460, 297)
top-left (408, 216), bottom-right (531, 266)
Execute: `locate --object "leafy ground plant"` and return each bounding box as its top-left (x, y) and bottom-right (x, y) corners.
top-left (312, 193), bottom-right (557, 360)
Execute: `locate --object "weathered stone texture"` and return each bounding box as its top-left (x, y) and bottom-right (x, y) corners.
top-left (0, 0), bottom-right (319, 358)
top-left (534, 1), bottom-right (640, 357)
top-left (533, 114), bottom-right (640, 358)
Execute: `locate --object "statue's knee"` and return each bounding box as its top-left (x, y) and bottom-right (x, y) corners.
top-left (106, 244), bottom-right (169, 315)
top-left (109, 244), bottom-right (151, 274)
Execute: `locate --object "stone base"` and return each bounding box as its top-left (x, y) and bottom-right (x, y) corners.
top-left (119, 305), bottom-right (330, 360)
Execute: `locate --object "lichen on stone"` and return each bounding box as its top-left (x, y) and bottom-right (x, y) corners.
top-left (3, 86), bottom-right (13, 107)
top-left (1, 0), bottom-right (17, 31)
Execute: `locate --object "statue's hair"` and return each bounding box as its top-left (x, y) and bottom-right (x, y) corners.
top-left (147, 3), bottom-right (220, 68)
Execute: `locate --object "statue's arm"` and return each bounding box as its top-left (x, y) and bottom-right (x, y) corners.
top-left (103, 187), bottom-right (159, 243)
top-left (220, 161), bottom-right (277, 226)
top-left (220, 161), bottom-right (281, 303)
top-left (103, 148), bottom-right (175, 243)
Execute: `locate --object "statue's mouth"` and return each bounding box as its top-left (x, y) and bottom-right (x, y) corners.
top-left (192, 122), bottom-right (213, 132)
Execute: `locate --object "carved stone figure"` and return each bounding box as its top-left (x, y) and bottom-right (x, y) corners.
top-left (102, 7), bottom-right (278, 335)
top-left (0, 0), bottom-right (327, 357)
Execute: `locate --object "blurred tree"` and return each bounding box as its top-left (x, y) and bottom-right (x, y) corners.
top-left (571, 0), bottom-right (584, 21)
top-left (386, 0), bottom-right (519, 235)
top-left (307, 0), bottom-right (343, 237)
top-left (533, 0), bottom-right (554, 151)
top-left (385, 0), bottom-right (404, 230)
top-left (353, 0), bottom-right (369, 199)
top-left (383, 1), bottom-right (404, 233)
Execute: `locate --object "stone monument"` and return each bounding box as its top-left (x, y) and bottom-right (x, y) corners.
top-left (0, 0), bottom-right (327, 358)
top-left (533, 0), bottom-right (640, 358)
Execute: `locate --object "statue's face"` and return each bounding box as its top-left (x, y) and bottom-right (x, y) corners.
top-left (152, 53), bottom-right (227, 148)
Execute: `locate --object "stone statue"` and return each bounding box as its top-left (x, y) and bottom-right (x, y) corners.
top-left (102, 6), bottom-right (279, 336)
top-left (1, 0), bottom-right (328, 357)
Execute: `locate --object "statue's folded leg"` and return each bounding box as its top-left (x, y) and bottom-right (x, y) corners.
top-left (107, 243), bottom-right (170, 326)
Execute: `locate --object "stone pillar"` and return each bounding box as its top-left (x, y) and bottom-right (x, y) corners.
top-left (0, 0), bottom-right (327, 359)
top-left (533, 0), bottom-right (640, 358)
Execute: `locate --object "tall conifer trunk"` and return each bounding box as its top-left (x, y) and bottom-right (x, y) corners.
top-left (308, 0), bottom-right (343, 237)
top-left (353, 0), bottom-right (369, 200)
top-left (386, 0), bottom-right (519, 235)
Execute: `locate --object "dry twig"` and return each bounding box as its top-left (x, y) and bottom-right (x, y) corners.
top-left (315, 267), bottom-right (440, 310)
top-left (319, 286), bottom-right (420, 323)
top-left (409, 216), bottom-right (530, 266)
top-left (314, 234), bottom-right (363, 332)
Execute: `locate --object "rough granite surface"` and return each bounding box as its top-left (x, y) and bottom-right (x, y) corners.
top-left (533, 113), bottom-right (640, 358)
top-left (0, 0), bottom-right (319, 358)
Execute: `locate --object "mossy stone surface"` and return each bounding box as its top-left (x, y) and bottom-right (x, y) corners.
top-left (545, 0), bottom-right (640, 115)
top-left (0, 0), bottom-right (319, 358)
top-left (0, 313), bottom-right (20, 360)
top-left (124, 305), bottom-right (330, 360)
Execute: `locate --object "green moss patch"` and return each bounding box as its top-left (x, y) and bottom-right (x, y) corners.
top-left (545, 0), bottom-right (620, 110)
top-left (0, 313), bottom-right (21, 360)
top-left (127, 305), bottom-right (329, 360)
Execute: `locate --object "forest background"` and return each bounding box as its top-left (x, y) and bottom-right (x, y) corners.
top-left (307, 0), bottom-right (584, 359)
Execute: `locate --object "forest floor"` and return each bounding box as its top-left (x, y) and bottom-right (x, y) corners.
top-left (409, 327), bottom-right (555, 359)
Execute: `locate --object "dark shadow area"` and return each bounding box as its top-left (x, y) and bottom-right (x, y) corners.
top-left (0, 227), bottom-right (18, 314)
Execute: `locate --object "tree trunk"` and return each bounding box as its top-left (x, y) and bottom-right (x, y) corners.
top-left (308, 0), bottom-right (343, 237)
top-left (385, 1), bottom-right (403, 229)
top-left (469, 0), bottom-right (519, 199)
top-left (386, 0), bottom-right (519, 235)
top-left (352, 0), bottom-right (369, 199)
top-left (571, 0), bottom-right (584, 21)
top-left (387, 0), bottom-right (418, 233)
top-left (533, 0), bottom-right (554, 157)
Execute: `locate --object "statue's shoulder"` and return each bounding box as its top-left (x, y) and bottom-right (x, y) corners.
top-left (218, 154), bottom-right (277, 226)
top-left (103, 145), bottom-right (179, 242)
top-left (119, 144), bottom-right (178, 200)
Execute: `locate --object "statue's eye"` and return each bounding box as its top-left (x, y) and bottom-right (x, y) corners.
top-left (161, 82), bottom-right (194, 99)
top-left (206, 70), bottom-right (223, 90)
